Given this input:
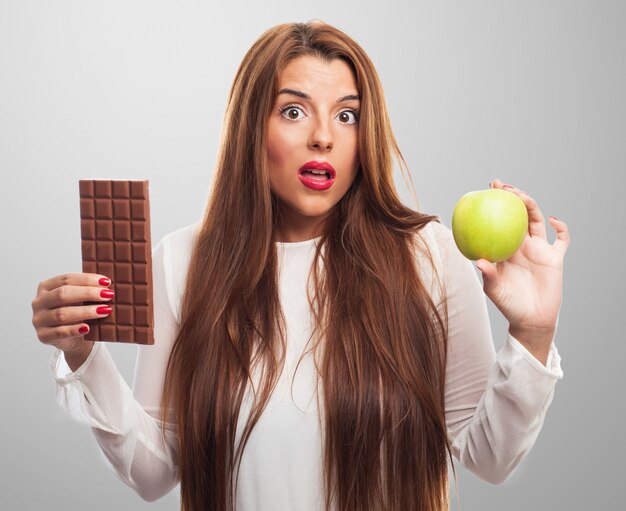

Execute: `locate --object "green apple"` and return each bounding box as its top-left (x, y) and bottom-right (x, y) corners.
top-left (452, 188), bottom-right (528, 262)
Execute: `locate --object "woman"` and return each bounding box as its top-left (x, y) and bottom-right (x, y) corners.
top-left (32, 21), bottom-right (570, 511)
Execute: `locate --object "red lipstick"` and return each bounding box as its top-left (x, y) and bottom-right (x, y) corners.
top-left (298, 161), bottom-right (336, 190)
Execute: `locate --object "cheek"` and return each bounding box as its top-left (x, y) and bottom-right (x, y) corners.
top-left (344, 135), bottom-right (360, 178)
top-left (267, 126), bottom-right (293, 192)
top-left (267, 123), bottom-right (298, 168)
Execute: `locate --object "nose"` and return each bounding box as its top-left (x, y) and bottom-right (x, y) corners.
top-left (308, 118), bottom-right (333, 152)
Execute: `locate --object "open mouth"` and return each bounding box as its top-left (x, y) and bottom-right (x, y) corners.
top-left (299, 169), bottom-right (332, 180)
top-left (298, 166), bottom-right (336, 190)
top-left (297, 160), bottom-right (336, 190)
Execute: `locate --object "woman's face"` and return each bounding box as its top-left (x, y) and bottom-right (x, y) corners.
top-left (267, 55), bottom-right (361, 242)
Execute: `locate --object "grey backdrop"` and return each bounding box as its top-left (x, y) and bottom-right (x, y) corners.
top-left (2, 0), bottom-right (624, 509)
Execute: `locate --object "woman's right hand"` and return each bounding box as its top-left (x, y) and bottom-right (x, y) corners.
top-left (31, 273), bottom-right (114, 357)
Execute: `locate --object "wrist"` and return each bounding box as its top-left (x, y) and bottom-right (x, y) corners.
top-left (63, 341), bottom-right (94, 372)
top-left (508, 326), bottom-right (555, 366)
top-left (62, 339), bottom-right (94, 356)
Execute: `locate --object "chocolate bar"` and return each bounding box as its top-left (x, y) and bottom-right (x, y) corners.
top-left (79, 180), bottom-right (154, 345)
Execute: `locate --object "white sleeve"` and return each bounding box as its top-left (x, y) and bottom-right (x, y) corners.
top-left (49, 236), bottom-right (181, 501)
top-left (424, 222), bottom-right (563, 485)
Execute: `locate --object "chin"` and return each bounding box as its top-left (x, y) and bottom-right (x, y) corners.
top-left (275, 192), bottom-right (338, 222)
top-left (301, 200), bottom-right (336, 215)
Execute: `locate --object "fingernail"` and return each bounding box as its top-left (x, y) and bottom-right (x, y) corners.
top-left (100, 289), bottom-right (115, 298)
top-left (96, 306), bottom-right (112, 315)
top-left (99, 277), bottom-right (111, 286)
top-left (549, 216), bottom-right (558, 221)
top-left (79, 325), bottom-right (89, 334)
top-left (502, 185), bottom-right (514, 189)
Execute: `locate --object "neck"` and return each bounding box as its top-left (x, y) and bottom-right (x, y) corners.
top-left (275, 218), bottom-right (328, 243)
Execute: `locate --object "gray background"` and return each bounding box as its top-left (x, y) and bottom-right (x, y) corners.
top-left (2, 0), bottom-right (624, 509)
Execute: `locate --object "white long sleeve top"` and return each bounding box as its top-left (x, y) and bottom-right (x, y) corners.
top-left (50, 220), bottom-right (563, 508)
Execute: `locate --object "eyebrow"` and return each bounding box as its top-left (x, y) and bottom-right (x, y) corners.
top-left (277, 88), bottom-right (360, 103)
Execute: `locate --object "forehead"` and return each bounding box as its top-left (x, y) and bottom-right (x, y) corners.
top-left (278, 55), bottom-right (357, 93)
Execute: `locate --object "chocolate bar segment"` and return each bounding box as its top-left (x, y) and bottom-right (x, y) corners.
top-left (80, 180), bottom-right (154, 345)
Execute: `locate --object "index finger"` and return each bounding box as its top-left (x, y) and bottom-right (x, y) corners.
top-left (514, 191), bottom-right (547, 241)
top-left (38, 273), bottom-right (111, 293)
top-left (492, 179), bottom-right (547, 241)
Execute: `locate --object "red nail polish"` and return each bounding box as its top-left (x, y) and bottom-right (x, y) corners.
top-left (100, 289), bottom-right (115, 298)
top-left (99, 277), bottom-right (111, 286)
top-left (549, 216), bottom-right (558, 221)
top-left (79, 325), bottom-right (89, 334)
top-left (96, 306), bottom-right (112, 315)
top-left (503, 185), bottom-right (514, 189)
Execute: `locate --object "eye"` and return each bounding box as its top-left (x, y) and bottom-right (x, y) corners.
top-left (280, 105), bottom-right (305, 121)
top-left (336, 109), bottom-right (359, 125)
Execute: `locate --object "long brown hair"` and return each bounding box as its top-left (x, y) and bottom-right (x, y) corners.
top-left (160, 20), bottom-right (456, 511)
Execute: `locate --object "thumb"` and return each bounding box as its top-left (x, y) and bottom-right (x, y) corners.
top-left (475, 259), bottom-right (499, 292)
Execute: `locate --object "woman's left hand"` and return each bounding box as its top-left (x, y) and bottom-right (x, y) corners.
top-left (475, 179), bottom-right (571, 350)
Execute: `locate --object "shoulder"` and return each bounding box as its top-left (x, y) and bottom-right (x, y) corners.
top-left (154, 221), bottom-right (201, 322)
top-left (416, 219), bottom-right (467, 268)
top-left (418, 219), bottom-right (454, 248)
top-left (412, 219), bottom-right (458, 270)
top-left (411, 219), bottom-right (475, 305)
top-left (155, 221), bottom-right (201, 276)
top-left (158, 221), bottom-right (201, 250)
